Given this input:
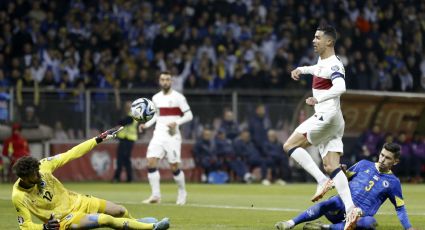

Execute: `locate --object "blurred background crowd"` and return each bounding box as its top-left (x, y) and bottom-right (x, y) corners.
top-left (1, 0), bottom-right (425, 183)
top-left (1, 0), bottom-right (425, 92)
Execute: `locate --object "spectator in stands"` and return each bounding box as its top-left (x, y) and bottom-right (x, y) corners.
top-left (233, 129), bottom-right (271, 185)
top-left (193, 128), bottom-right (221, 182)
top-left (411, 133), bottom-right (425, 183)
top-left (219, 109), bottom-right (240, 141)
top-left (355, 125), bottom-right (384, 162)
top-left (262, 130), bottom-right (290, 185)
top-left (248, 104), bottom-right (271, 153)
top-left (2, 123), bottom-right (30, 182)
top-left (395, 132), bottom-right (413, 180)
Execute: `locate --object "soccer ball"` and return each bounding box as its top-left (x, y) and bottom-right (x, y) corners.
top-left (130, 98), bottom-right (156, 122)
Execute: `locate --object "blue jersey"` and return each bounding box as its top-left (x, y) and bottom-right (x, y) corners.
top-left (347, 160), bottom-right (404, 216)
top-left (345, 160), bottom-right (412, 229)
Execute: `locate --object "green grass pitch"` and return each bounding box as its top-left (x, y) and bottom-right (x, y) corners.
top-left (0, 183), bottom-right (424, 229)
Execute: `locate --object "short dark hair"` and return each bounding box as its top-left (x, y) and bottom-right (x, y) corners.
top-left (13, 156), bottom-right (40, 178)
top-left (383, 142), bottom-right (401, 159)
top-left (159, 71), bottom-right (172, 77)
top-left (317, 24), bottom-right (337, 42)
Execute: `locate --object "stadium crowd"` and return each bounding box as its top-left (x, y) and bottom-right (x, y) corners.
top-left (0, 0), bottom-right (425, 93)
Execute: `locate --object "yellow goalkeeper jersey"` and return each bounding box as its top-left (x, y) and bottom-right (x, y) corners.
top-left (12, 138), bottom-right (98, 230)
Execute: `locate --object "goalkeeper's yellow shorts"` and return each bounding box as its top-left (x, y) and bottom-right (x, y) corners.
top-left (60, 195), bottom-right (107, 230)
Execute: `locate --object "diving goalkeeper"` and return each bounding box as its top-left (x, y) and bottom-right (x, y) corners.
top-left (11, 127), bottom-right (169, 230)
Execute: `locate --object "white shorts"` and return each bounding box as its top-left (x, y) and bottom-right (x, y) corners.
top-left (294, 111), bottom-right (344, 158)
top-left (146, 133), bottom-right (182, 163)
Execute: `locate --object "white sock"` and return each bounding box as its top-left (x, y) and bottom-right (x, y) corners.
top-left (333, 170), bottom-right (354, 212)
top-left (173, 170), bottom-right (186, 191)
top-left (287, 220), bottom-right (295, 227)
top-left (290, 147), bottom-right (328, 184)
top-left (147, 170), bottom-right (161, 197)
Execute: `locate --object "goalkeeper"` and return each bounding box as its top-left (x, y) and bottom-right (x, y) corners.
top-left (11, 127), bottom-right (169, 230)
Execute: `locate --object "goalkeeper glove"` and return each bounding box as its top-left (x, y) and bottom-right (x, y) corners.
top-left (43, 214), bottom-right (59, 230)
top-left (95, 126), bottom-right (123, 144)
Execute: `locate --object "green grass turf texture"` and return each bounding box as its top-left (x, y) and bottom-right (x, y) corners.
top-left (0, 183), bottom-right (423, 229)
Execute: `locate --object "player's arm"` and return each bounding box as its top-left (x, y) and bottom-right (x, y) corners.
top-left (139, 109), bottom-right (158, 131)
top-left (314, 71), bottom-right (346, 103)
top-left (40, 127), bottom-right (122, 172)
top-left (176, 96), bottom-right (193, 126)
top-left (13, 195), bottom-right (46, 229)
top-left (389, 181), bottom-right (413, 229)
top-left (297, 65), bottom-right (317, 75)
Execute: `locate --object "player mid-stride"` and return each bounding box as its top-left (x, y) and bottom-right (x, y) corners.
top-left (139, 71), bottom-right (193, 205)
top-left (282, 24), bottom-right (361, 230)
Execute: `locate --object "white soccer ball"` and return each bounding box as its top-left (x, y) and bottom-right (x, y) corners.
top-left (130, 98), bottom-right (156, 123)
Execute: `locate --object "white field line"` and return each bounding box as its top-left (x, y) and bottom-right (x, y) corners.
top-left (1, 197), bottom-right (425, 216)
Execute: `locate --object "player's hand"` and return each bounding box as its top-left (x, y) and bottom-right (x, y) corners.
top-left (43, 214), bottom-right (60, 230)
top-left (291, 68), bottom-right (302, 80)
top-left (167, 122), bottom-right (177, 135)
top-left (95, 126), bottom-right (123, 143)
top-left (138, 124), bottom-right (146, 133)
top-left (305, 97), bottom-right (318, 105)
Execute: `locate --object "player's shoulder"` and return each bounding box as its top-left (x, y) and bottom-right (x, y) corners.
top-left (152, 91), bottom-right (162, 99)
top-left (11, 181), bottom-right (25, 202)
top-left (327, 56), bottom-right (344, 71)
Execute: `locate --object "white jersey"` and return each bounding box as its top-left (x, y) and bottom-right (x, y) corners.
top-left (299, 55), bottom-right (345, 114)
top-left (151, 89), bottom-right (191, 136)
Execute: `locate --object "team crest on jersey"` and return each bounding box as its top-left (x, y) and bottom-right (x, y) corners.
top-left (331, 65), bottom-right (340, 71)
top-left (40, 180), bottom-right (46, 188)
top-left (17, 216), bottom-right (24, 225)
top-left (383, 180), bottom-right (389, 188)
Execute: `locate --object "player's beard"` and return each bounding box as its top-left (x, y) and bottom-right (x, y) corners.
top-left (162, 85), bottom-right (171, 93)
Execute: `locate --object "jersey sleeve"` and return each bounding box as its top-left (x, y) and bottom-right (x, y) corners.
top-left (12, 193), bottom-right (44, 230)
top-left (388, 180), bottom-right (412, 229)
top-left (297, 65), bottom-right (317, 75)
top-left (179, 95), bottom-right (191, 113)
top-left (345, 160), bottom-right (365, 179)
top-left (39, 138), bottom-right (98, 173)
top-left (315, 63), bottom-right (346, 103)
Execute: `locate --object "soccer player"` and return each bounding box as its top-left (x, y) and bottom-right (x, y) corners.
top-left (139, 71), bottom-right (193, 205)
top-left (283, 24), bottom-right (360, 230)
top-left (275, 143), bottom-right (416, 230)
top-left (12, 127), bottom-right (170, 230)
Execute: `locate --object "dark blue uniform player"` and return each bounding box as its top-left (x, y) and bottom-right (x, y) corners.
top-left (275, 143), bottom-right (416, 230)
